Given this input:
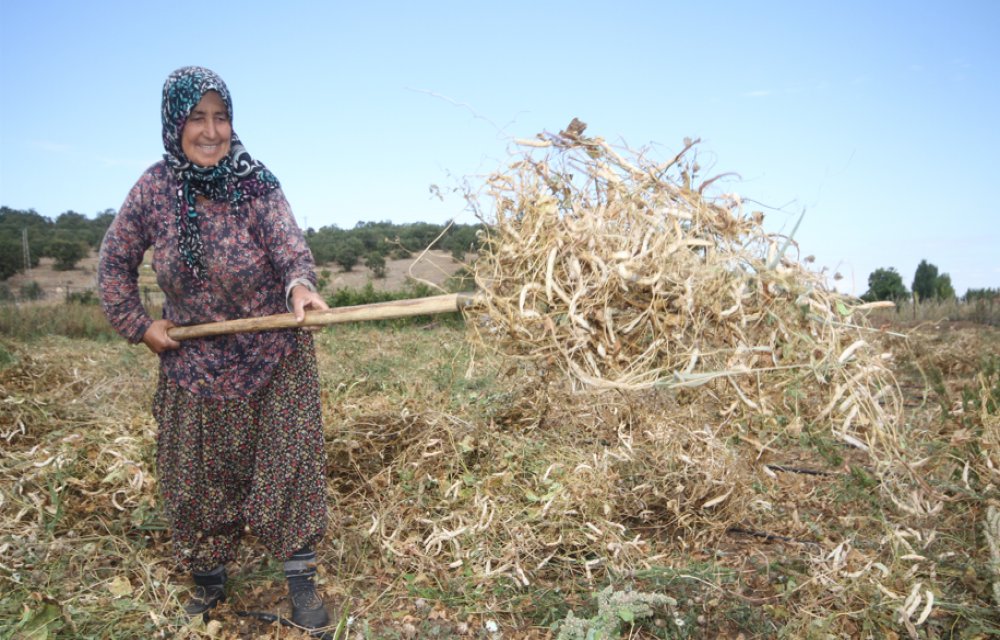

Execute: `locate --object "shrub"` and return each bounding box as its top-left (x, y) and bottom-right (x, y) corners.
top-left (20, 281), bottom-right (43, 301)
top-left (364, 252), bottom-right (387, 279)
top-left (327, 282), bottom-right (399, 308)
top-left (334, 238), bottom-right (365, 272)
top-left (66, 290), bottom-right (99, 305)
top-left (324, 282), bottom-right (459, 328)
top-left (49, 239), bottom-right (88, 271)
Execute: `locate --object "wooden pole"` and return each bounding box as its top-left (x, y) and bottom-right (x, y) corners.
top-left (167, 293), bottom-right (479, 341)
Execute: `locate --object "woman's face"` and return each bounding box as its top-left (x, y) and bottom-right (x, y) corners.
top-left (181, 91), bottom-right (231, 167)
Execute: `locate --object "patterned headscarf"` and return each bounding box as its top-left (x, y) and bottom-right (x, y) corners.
top-left (161, 66), bottom-right (280, 278)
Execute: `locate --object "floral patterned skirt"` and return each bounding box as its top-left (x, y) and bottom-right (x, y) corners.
top-left (152, 331), bottom-right (327, 572)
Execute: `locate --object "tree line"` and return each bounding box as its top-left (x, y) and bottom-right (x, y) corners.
top-left (304, 220), bottom-right (481, 277)
top-left (5, 207), bottom-right (991, 305)
top-left (862, 259), bottom-right (996, 303)
top-left (0, 206), bottom-right (482, 282)
top-left (0, 207), bottom-right (115, 279)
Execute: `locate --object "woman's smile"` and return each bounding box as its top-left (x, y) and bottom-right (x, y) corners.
top-left (181, 91), bottom-right (231, 167)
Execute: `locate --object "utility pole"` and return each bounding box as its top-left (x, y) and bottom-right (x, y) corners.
top-left (22, 228), bottom-right (31, 274)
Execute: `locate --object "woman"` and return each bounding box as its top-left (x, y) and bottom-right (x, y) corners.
top-left (98, 66), bottom-right (330, 630)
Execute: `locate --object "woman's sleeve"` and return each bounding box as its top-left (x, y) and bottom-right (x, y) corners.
top-left (98, 179), bottom-right (154, 344)
top-left (254, 188), bottom-right (318, 302)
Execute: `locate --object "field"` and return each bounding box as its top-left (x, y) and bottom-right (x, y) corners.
top-left (2, 291), bottom-right (999, 639)
top-left (2, 248), bottom-right (466, 305)
top-left (2, 133), bottom-right (999, 639)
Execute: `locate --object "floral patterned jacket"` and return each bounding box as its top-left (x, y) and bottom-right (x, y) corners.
top-left (99, 161), bottom-right (318, 399)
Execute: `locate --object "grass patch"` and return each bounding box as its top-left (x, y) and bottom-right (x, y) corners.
top-left (0, 301), bottom-right (120, 341)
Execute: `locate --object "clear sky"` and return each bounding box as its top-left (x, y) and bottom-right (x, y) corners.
top-left (1, 0), bottom-right (997, 296)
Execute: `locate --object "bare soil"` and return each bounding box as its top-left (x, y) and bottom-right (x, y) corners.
top-left (6, 249), bottom-right (466, 302)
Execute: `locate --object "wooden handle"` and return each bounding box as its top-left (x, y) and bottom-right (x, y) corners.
top-left (167, 292), bottom-right (479, 341)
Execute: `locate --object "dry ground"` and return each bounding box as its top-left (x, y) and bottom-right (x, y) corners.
top-left (5, 248), bottom-right (465, 302)
top-left (2, 313), bottom-right (999, 639)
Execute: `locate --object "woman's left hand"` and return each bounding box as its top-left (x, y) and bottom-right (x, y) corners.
top-left (290, 284), bottom-right (329, 324)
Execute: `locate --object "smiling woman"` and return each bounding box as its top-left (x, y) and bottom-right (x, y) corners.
top-left (96, 66), bottom-right (332, 631)
top-left (180, 91), bottom-right (231, 167)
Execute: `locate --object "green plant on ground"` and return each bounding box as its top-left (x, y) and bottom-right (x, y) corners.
top-left (555, 585), bottom-right (678, 640)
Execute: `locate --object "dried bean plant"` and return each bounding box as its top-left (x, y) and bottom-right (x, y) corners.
top-left (465, 120), bottom-right (924, 514)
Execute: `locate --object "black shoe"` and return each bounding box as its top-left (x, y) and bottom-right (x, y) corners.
top-left (289, 580), bottom-right (330, 629)
top-left (184, 567), bottom-right (227, 616)
top-left (184, 584), bottom-right (226, 615)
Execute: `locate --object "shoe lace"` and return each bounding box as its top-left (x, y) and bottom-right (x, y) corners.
top-left (192, 584), bottom-right (223, 602)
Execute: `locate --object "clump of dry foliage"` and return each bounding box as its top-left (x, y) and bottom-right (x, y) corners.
top-left (333, 123), bottom-right (982, 636)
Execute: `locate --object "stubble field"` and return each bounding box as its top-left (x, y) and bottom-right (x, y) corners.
top-left (1, 298), bottom-right (999, 639)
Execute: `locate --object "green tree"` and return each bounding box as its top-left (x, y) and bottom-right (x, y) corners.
top-left (861, 267), bottom-right (908, 302)
top-left (0, 239), bottom-right (22, 280)
top-left (48, 239), bottom-right (88, 271)
top-left (965, 287), bottom-right (1000, 303)
top-left (332, 238), bottom-right (365, 272)
top-left (364, 252), bottom-right (387, 279)
top-left (443, 223), bottom-right (481, 257)
top-left (0, 207), bottom-right (50, 264)
top-left (935, 273), bottom-right (956, 300)
top-left (912, 260), bottom-right (939, 301)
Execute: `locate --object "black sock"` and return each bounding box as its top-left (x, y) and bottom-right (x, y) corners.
top-left (284, 548), bottom-right (317, 590)
top-left (193, 564), bottom-right (226, 587)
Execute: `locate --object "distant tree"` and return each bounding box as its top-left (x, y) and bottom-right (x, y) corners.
top-left (0, 239), bottom-right (22, 280)
top-left (55, 210), bottom-right (88, 227)
top-left (444, 224), bottom-right (481, 255)
top-left (364, 252), bottom-right (387, 279)
top-left (48, 239), bottom-right (88, 271)
top-left (861, 267), bottom-right (908, 302)
top-left (965, 287), bottom-right (1000, 303)
top-left (912, 260), bottom-right (939, 301)
top-left (935, 273), bottom-right (956, 300)
top-left (308, 237), bottom-right (336, 265)
top-left (332, 238), bottom-right (364, 272)
top-left (0, 207), bottom-right (50, 232)
top-left (0, 207), bottom-right (50, 262)
top-left (389, 244), bottom-right (413, 260)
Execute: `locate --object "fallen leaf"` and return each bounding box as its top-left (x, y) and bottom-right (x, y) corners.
top-left (107, 575), bottom-right (132, 597)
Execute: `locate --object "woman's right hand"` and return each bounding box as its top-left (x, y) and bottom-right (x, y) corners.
top-left (142, 319), bottom-right (181, 354)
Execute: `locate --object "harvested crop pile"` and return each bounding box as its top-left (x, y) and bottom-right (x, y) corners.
top-left (340, 122), bottom-right (931, 611)
top-left (467, 120), bottom-right (918, 495)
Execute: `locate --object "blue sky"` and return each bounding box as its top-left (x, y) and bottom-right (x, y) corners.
top-left (1, 0), bottom-right (997, 295)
